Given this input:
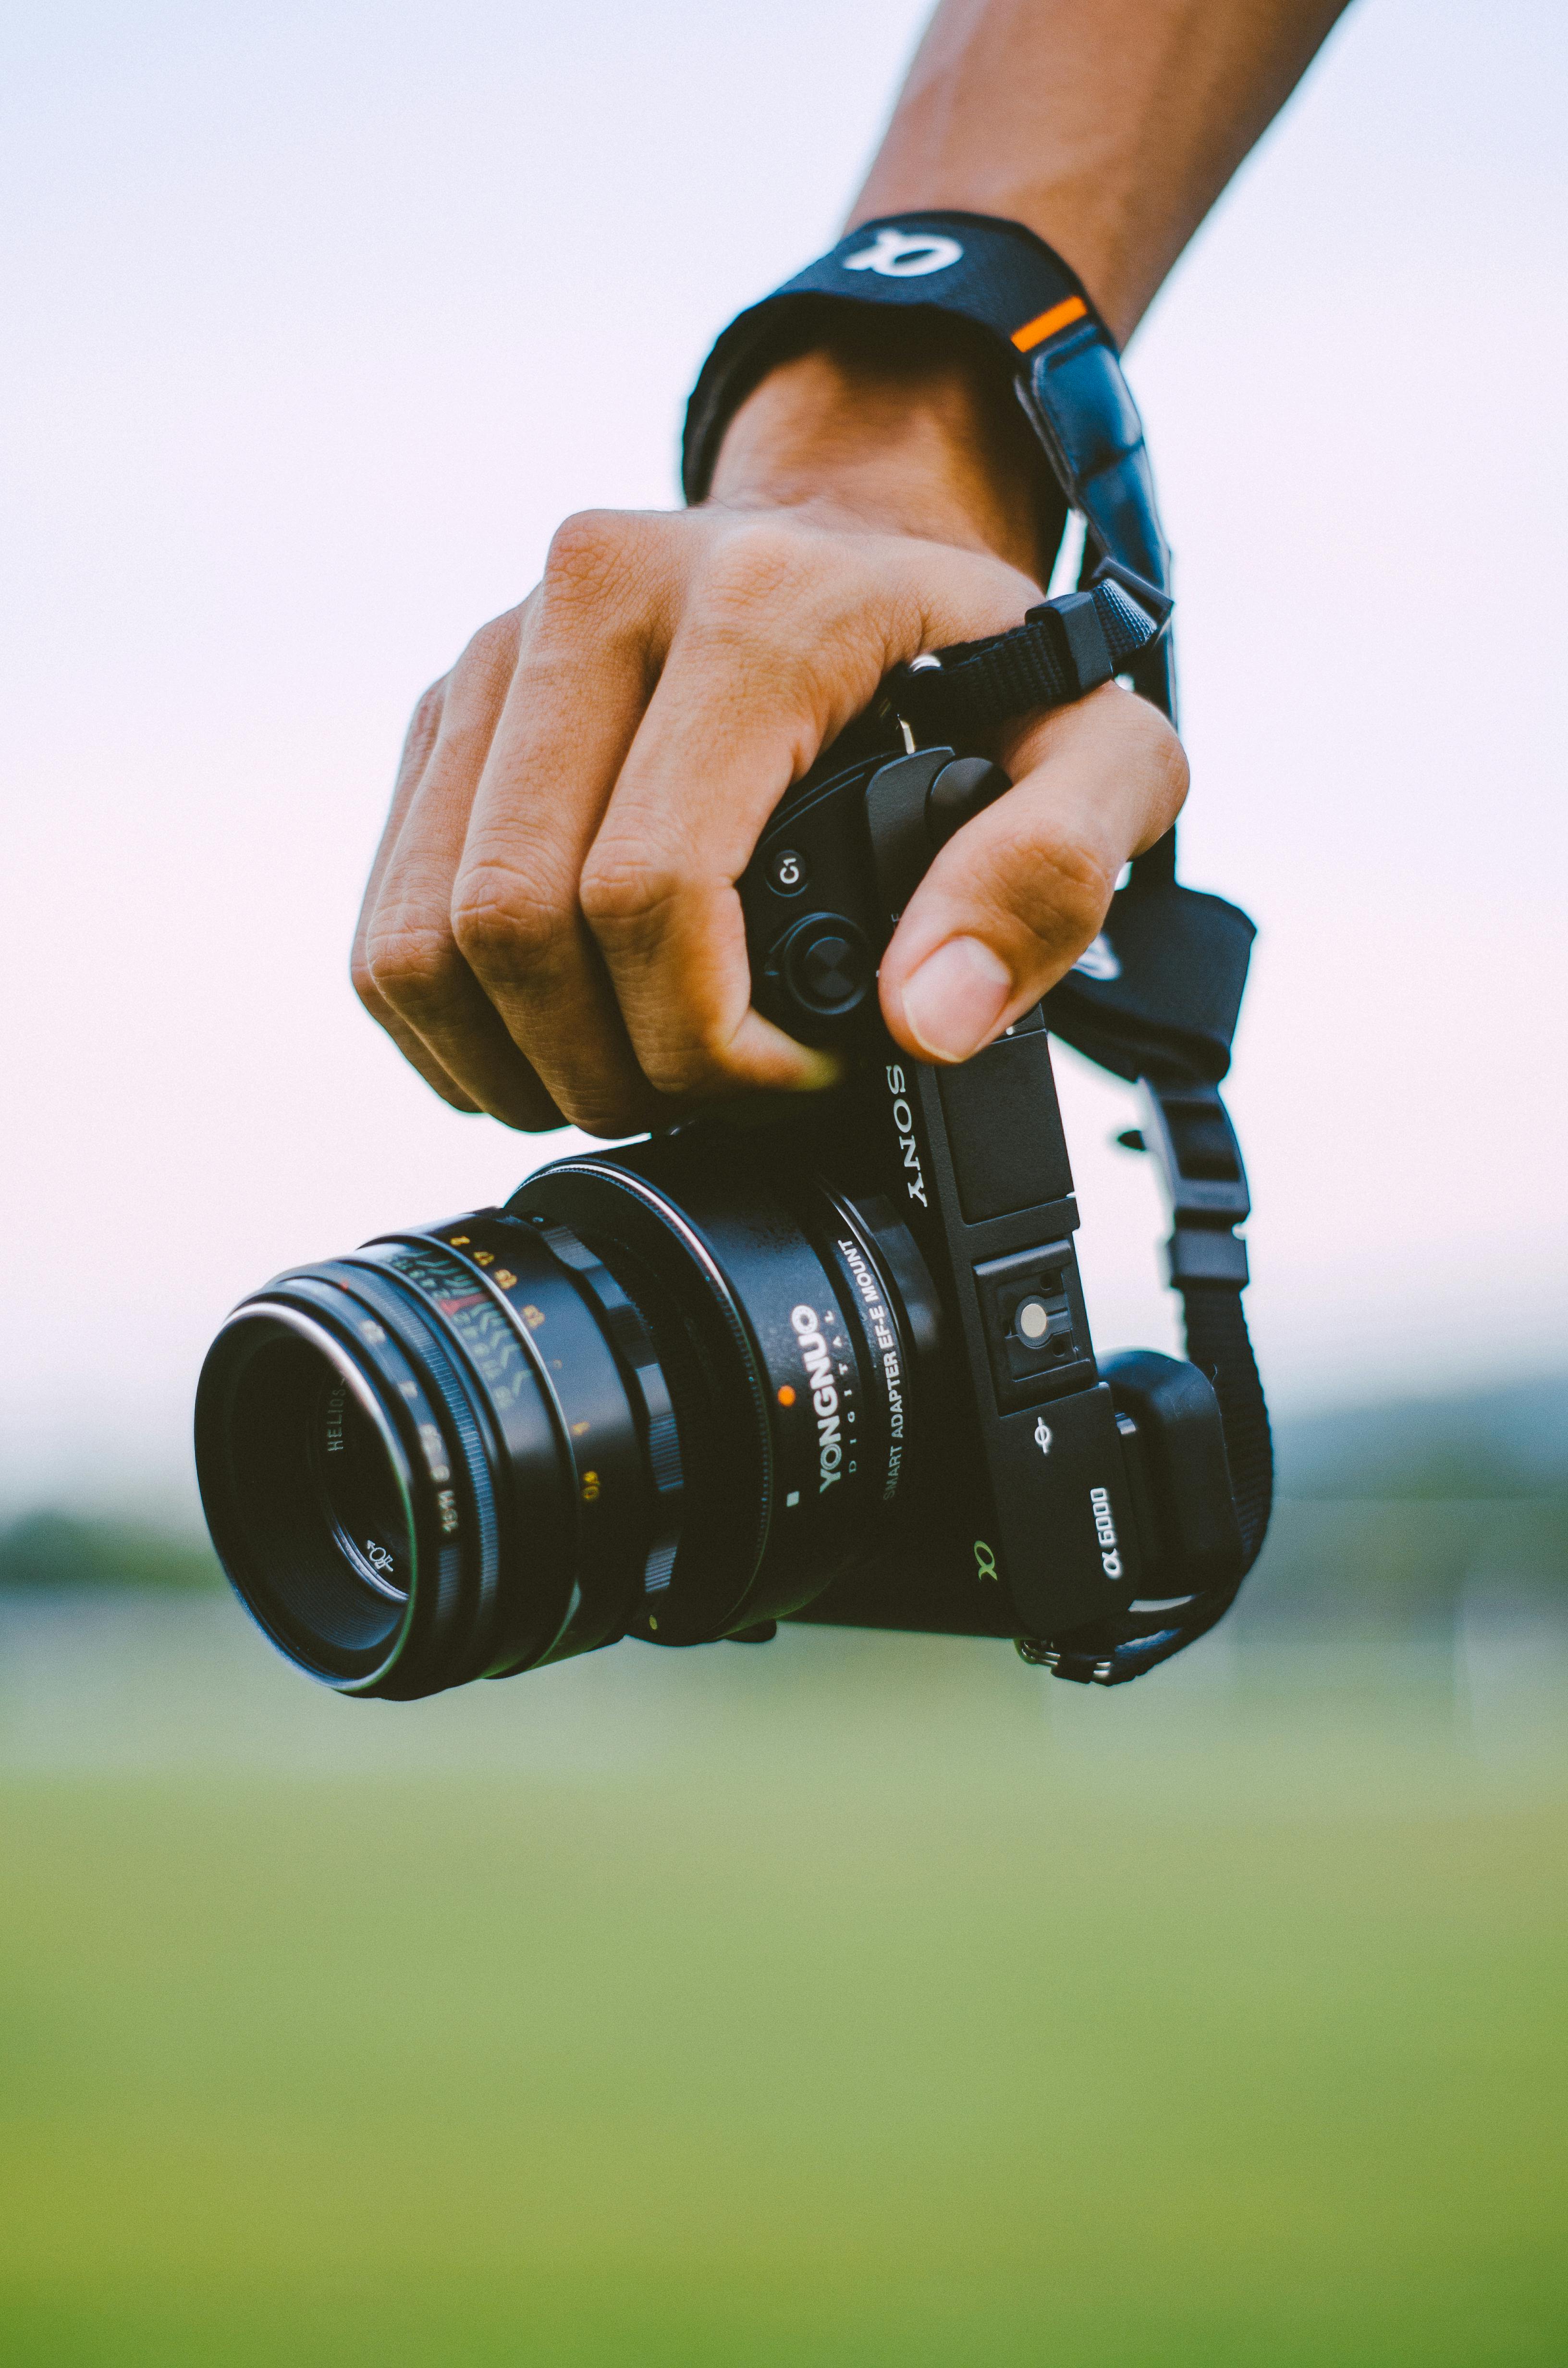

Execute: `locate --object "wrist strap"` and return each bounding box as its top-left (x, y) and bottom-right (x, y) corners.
top-left (682, 210), bottom-right (1174, 728)
top-left (684, 212), bottom-right (1098, 493)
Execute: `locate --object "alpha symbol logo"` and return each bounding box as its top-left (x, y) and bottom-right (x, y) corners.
top-left (844, 226), bottom-right (963, 279)
top-left (1090, 1486), bottom-right (1123, 1581)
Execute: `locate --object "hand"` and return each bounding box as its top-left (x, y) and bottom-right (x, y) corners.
top-left (352, 338), bottom-right (1188, 1135)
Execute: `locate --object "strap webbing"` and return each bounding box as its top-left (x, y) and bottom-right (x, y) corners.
top-left (883, 598), bottom-right (1274, 1684)
top-left (1181, 1283), bottom-right (1273, 1573)
top-left (889, 569), bottom-right (1168, 743)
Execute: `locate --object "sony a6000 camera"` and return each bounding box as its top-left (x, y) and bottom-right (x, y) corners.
top-left (194, 220), bottom-right (1273, 1697)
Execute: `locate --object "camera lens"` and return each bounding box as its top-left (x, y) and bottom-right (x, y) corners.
top-left (311, 1366), bottom-right (411, 1600)
top-left (195, 1136), bottom-right (936, 1699)
top-left (199, 1312), bottom-right (419, 1686)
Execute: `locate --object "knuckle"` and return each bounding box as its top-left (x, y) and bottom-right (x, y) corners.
top-left (451, 608), bottom-right (526, 700)
top-left (1017, 831), bottom-right (1112, 950)
top-left (638, 996), bottom-right (744, 1100)
top-left (577, 842), bottom-right (680, 937)
top-left (638, 1042), bottom-right (719, 1100)
top-left (1152, 715), bottom-right (1191, 811)
top-left (1109, 683), bottom-right (1189, 806)
top-left (554, 1081), bottom-right (651, 1138)
top-left (350, 944), bottom-right (383, 1013)
top-left (362, 918), bottom-right (466, 1018)
top-left (543, 508), bottom-right (636, 597)
top-left (450, 862), bottom-right (575, 980)
top-left (536, 512), bottom-right (666, 666)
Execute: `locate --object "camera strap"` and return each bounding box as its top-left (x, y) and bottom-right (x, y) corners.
top-left (686, 215), bottom-right (1272, 1678)
top-left (882, 595), bottom-right (1271, 1684)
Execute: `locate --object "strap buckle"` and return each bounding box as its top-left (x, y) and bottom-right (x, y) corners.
top-left (1134, 1078), bottom-right (1250, 1290)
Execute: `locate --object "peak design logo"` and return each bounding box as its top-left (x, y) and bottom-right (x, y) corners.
top-left (1073, 934), bottom-right (1121, 982)
top-left (843, 226), bottom-right (963, 279)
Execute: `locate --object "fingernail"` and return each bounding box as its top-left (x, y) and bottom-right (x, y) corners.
top-left (900, 937), bottom-right (1014, 1062)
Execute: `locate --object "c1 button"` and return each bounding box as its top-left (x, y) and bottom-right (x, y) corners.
top-left (780, 914), bottom-right (872, 1017)
top-left (767, 846), bottom-right (809, 897)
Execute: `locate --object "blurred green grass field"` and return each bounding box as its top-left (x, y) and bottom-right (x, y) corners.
top-left (1, 1605), bottom-right (1565, 2366)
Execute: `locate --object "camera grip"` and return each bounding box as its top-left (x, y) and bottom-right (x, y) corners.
top-left (739, 746), bottom-right (1011, 1048)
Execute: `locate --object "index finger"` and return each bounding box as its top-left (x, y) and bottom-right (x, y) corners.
top-left (577, 526), bottom-right (1041, 1099)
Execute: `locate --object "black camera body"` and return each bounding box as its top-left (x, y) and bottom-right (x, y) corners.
top-left (721, 729), bottom-right (1248, 1653)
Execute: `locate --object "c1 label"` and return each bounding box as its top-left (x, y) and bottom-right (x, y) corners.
top-left (768, 848), bottom-right (808, 896)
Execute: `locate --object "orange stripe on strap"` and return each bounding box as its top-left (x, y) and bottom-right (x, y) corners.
top-left (1010, 296), bottom-right (1087, 353)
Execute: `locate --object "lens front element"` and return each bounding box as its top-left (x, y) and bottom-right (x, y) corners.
top-left (312, 1366), bottom-right (411, 1601)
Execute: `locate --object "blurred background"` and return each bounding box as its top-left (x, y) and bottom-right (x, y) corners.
top-left (2, 0), bottom-right (1565, 2360)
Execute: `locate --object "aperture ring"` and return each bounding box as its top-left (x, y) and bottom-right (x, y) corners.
top-left (428, 1210), bottom-right (684, 1613)
top-left (429, 1213), bottom-right (680, 1614)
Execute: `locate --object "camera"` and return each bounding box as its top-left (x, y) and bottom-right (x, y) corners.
top-left (195, 582), bottom-right (1268, 1699)
top-left (198, 280), bottom-right (1273, 1695)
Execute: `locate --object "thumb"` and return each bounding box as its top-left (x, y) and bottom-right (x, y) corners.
top-left (878, 686), bottom-right (1188, 1064)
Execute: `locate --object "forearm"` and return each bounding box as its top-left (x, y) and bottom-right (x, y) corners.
top-left (853, 0), bottom-right (1355, 343)
top-left (713, 2), bottom-right (1354, 584)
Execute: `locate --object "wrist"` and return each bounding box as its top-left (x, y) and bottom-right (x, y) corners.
top-left (705, 326), bottom-right (1064, 586)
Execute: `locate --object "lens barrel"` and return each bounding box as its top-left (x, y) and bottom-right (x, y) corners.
top-left (195, 1139), bottom-right (933, 1697)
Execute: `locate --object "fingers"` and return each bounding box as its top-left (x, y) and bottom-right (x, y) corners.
top-left (354, 503), bottom-right (1171, 1134)
top-left (879, 685), bottom-right (1189, 1064)
top-left (356, 606), bottom-right (565, 1130)
top-left (447, 513), bottom-right (677, 1135)
top-left (351, 672), bottom-right (486, 1113)
top-left (578, 521), bottom-right (1042, 1100)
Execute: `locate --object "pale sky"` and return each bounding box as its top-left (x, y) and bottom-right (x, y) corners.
top-left (3, 0), bottom-right (1565, 1516)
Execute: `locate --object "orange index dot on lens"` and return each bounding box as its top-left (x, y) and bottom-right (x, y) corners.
top-left (777, 1385), bottom-right (796, 1406)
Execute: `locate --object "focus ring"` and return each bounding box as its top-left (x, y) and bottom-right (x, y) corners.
top-left (394, 1219), bottom-right (656, 1663)
top-left (331, 1261), bottom-right (505, 1662)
